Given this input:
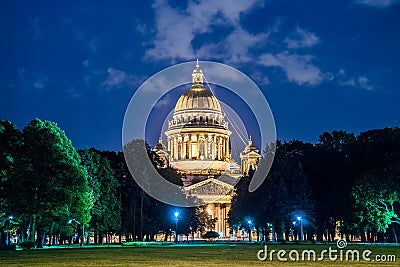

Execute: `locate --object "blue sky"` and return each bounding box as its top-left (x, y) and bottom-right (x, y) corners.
top-left (1, 0), bottom-right (400, 151)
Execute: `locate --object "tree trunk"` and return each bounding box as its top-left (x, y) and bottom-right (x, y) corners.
top-left (140, 191), bottom-right (144, 241)
top-left (27, 215), bottom-right (35, 242)
top-left (49, 222), bottom-right (55, 246)
top-left (86, 231), bottom-right (90, 245)
top-left (392, 226), bottom-right (398, 243)
top-left (0, 231), bottom-right (5, 245)
top-left (164, 229), bottom-right (169, 242)
top-left (275, 224), bottom-right (284, 242)
top-left (132, 192), bottom-right (136, 242)
top-left (99, 233), bottom-right (103, 244)
top-left (360, 227), bottom-right (366, 242)
top-left (41, 230), bottom-right (46, 246)
top-left (36, 227), bottom-right (43, 248)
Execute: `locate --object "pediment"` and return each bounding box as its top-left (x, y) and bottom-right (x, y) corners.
top-left (184, 178), bottom-right (233, 196)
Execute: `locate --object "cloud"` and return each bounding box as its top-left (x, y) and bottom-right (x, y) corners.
top-left (259, 52), bottom-right (325, 85)
top-left (16, 68), bottom-right (48, 90)
top-left (72, 28), bottom-right (100, 54)
top-left (341, 78), bottom-right (356, 86)
top-left (101, 68), bottom-right (141, 90)
top-left (197, 27), bottom-right (269, 63)
top-left (82, 60), bottom-right (89, 67)
top-left (353, 0), bottom-right (399, 8)
top-left (31, 17), bottom-right (42, 40)
top-left (336, 69), bottom-right (376, 91)
top-left (250, 71), bottom-right (270, 86)
top-left (143, 1), bottom-right (332, 87)
top-left (87, 38), bottom-right (100, 54)
top-left (67, 87), bottom-right (82, 98)
top-left (154, 94), bottom-right (173, 109)
top-left (144, 0), bottom-right (262, 61)
top-left (358, 76), bottom-right (375, 91)
top-left (284, 26), bottom-right (320, 49)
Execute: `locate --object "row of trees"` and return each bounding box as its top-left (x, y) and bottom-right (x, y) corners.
top-left (0, 118), bottom-right (215, 246)
top-left (229, 129), bottom-right (400, 243)
top-left (1, 118), bottom-right (399, 245)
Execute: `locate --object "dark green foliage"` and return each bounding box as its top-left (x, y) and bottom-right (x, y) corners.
top-left (202, 231), bottom-right (219, 239)
top-left (229, 128), bottom-right (400, 243)
top-left (18, 240), bottom-right (35, 250)
top-left (229, 140), bottom-right (316, 242)
top-left (0, 120), bottom-right (23, 244)
top-left (20, 119), bottom-right (93, 247)
top-left (79, 149), bottom-right (121, 244)
top-left (1, 116), bottom-right (399, 244)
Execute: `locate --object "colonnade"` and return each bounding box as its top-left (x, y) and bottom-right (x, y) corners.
top-left (168, 133), bottom-right (229, 161)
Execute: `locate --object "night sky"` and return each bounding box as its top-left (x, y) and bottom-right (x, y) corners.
top-left (1, 0), bottom-right (399, 152)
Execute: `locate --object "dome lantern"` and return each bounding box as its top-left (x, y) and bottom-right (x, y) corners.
top-left (192, 59), bottom-right (204, 85)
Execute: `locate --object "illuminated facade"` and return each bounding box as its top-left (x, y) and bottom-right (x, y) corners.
top-left (153, 61), bottom-right (260, 238)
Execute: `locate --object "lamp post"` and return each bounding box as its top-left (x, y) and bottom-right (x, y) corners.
top-left (68, 219), bottom-right (84, 246)
top-left (174, 212), bottom-right (179, 244)
top-left (266, 223), bottom-right (271, 242)
top-left (292, 221), bottom-right (296, 241)
top-left (297, 216), bottom-right (303, 241)
top-left (247, 220), bottom-right (252, 242)
top-left (6, 216), bottom-right (14, 245)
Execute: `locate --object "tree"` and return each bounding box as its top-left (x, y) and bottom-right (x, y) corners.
top-left (79, 149), bottom-right (121, 244)
top-left (0, 120), bottom-right (22, 245)
top-left (21, 119), bottom-right (92, 247)
top-left (310, 131), bottom-right (356, 241)
top-left (353, 172), bottom-right (400, 242)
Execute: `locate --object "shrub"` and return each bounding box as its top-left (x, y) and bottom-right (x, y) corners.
top-left (19, 240), bottom-right (35, 250)
top-left (202, 231), bottom-right (220, 239)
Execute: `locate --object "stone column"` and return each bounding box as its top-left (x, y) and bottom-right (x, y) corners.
top-left (216, 135), bottom-right (219, 160)
top-left (225, 137), bottom-right (229, 159)
top-left (211, 135), bottom-right (215, 160)
top-left (222, 138), bottom-right (225, 160)
top-left (216, 136), bottom-right (219, 160)
top-left (174, 137), bottom-right (178, 160)
top-left (181, 135), bottom-right (185, 160)
top-left (168, 138), bottom-right (172, 159)
top-left (204, 134), bottom-right (208, 159)
top-left (218, 136), bottom-right (222, 160)
top-left (188, 134), bottom-right (192, 159)
top-left (196, 134), bottom-right (200, 158)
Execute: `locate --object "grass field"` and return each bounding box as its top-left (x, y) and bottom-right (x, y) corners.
top-left (0, 244), bottom-right (398, 266)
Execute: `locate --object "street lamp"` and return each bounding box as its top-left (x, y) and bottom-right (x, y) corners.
top-left (174, 212), bottom-right (179, 244)
top-left (5, 216), bottom-right (14, 245)
top-left (68, 219), bottom-right (84, 246)
top-left (297, 216), bottom-right (303, 241)
top-left (292, 221), bottom-right (296, 241)
top-left (247, 220), bottom-right (252, 242)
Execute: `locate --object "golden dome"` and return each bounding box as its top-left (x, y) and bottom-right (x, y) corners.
top-left (244, 137), bottom-right (257, 152)
top-left (174, 86), bottom-right (221, 112)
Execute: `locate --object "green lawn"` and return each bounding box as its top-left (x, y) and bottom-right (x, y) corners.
top-left (0, 244), bottom-right (398, 266)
